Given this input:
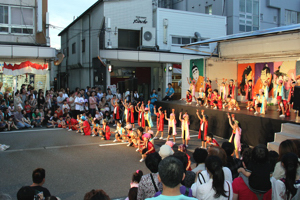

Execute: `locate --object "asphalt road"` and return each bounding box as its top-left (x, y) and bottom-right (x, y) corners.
top-left (0, 125), bottom-right (227, 200)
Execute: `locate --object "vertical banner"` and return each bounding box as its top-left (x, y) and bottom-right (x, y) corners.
top-left (190, 59), bottom-right (204, 93)
top-left (237, 63), bottom-right (255, 96)
top-left (253, 62), bottom-right (273, 97)
top-left (296, 61), bottom-right (300, 76)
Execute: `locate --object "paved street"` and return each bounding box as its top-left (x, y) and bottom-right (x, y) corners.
top-left (0, 125), bottom-right (227, 200)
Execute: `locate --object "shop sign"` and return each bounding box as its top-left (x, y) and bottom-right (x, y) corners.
top-left (133, 16), bottom-right (147, 24)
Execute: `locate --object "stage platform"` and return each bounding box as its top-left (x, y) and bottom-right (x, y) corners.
top-left (156, 100), bottom-right (299, 147)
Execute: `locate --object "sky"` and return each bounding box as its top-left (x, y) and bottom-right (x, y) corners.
top-left (48, 0), bottom-right (98, 50)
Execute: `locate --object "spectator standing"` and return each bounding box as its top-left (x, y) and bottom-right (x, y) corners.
top-left (89, 91), bottom-right (97, 117)
top-left (125, 89), bottom-right (131, 102)
top-left (157, 88), bottom-right (162, 101)
top-left (14, 92), bottom-right (23, 110)
top-left (29, 94), bottom-right (37, 113)
top-left (68, 92), bottom-right (76, 117)
top-left (57, 92), bottom-right (65, 109)
top-left (116, 88), bottom-right (122, 100)
top-left (133, 90), bottom-right (140, 103)
top-left (37, 91), bottom-right (45, 109)
top-left (162, 83), bottom-right (174, 101)
top-left (21, 88), bottom-right (28, 107)
top-left (74, 93), bottom-right (84, 117)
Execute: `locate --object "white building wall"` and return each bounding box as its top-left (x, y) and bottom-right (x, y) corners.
top-left (103, 0), bottom-right (153, 49)
top-left (156, 8), bottom-right (226, 54)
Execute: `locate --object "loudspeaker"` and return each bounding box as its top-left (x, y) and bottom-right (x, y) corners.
top-left (293, 86), bottom-right (300, 110)
top-left (118, 81), bottom-right (125, 94)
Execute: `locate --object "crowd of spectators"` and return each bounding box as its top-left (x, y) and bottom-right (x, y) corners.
top-left (1, 139), bottom-right (299, 200)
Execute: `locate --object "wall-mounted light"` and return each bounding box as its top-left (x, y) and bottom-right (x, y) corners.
top-left (108, 64), bottom-right (112, 73)
top-left (168, 66), bottom-right (173, 71)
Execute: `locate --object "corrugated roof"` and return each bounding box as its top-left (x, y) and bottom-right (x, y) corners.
top-left (181, 23), bottom-right (300, 47)
top-left (58, 0), bottom-right (103, 36)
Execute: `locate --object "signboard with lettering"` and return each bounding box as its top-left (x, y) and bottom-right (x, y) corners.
top-left (133, 16), bottom-right (147, 24)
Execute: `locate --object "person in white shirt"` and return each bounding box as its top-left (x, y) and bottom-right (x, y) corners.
top-left (62, 89), bottom-right (69, 99)
top-left (125, 89), bottom-right (131, 102)
top-left (133, 90), bottom-right (139, 102)
top-left (115, 88), bottom-right (122, 100)
top-left (74, 93), bottom-right (84, 118)
top-left (191, 156), bottom-right (233, 200)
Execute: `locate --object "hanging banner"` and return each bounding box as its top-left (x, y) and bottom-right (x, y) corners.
top-left (189, 59), bottom-right (204, 92)
top-left (4, 61), bottom-right (48, 76)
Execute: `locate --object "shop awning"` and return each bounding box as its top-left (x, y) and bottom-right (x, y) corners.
top-left (3, 61), bottom-right (48, 76)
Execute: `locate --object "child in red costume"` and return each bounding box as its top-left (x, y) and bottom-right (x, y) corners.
top-left (66, 117), bottom-right (78, 131)
top-left (153, 106), bottom-right (165, 140)
top-left (130, 105), bottom-right (135, 128)
top-left (178, 144), bottom-right (192, 171)
top-left (113, 101), bottom-right (120, 127)
top-left (186, 90), bottom-right (192, 105)
top-left (245, 80), bottom-right (254, 111)
top-left (78, 116), bottom-right (91, 136)
top-left (205, 88), bottom-right (213, 108)
top-left (196, 109), bottom-right (208, 148)
top-left (212, 89), bottom-right (220, 109)
top-left (277, 96), bottom-right (290, 118)
top-left (99, 120), bottom-right (111, 140)
top-left (206, 133), bottom-right (219, 147)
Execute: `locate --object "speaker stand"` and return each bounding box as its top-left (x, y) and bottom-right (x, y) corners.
top-left (296, 110), bottom-right (300, 123)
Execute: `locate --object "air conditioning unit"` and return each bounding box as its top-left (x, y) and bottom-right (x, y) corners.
top-left (141, 27), bottom-right (156, 47)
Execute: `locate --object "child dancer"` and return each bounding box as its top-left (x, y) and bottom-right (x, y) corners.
top-left (254, 89), bottom-right (267, 115)
top-left (196, 88), bottom-right (205, 106)
top-left (196, 109), bottom-right (208, 148)
top-left (135, 102), bottom-right (142, 126)
top-left (187, 77), bottom-right (196, 101)
top-left (113, 101), bottom-right (120, 127)
top-left (114, 120), bottom-right (125, 142)
top-left (91, 121), bottom-right (101, 137)
top-left (288, 81), bottom-right (296, 113)
top-left (178, 144), bottom-right (192, 171)
top-left (99, 120), bottom-right (111, 140)
top-left (185, 90), bottom-right (192, 105)
top-left (205, 89), bottom-right (213, 108)
top-left (245, 79), bottom-right (254, 110)
top-left (277, 96), bottom-right (290, 118)
top-left (226, 97), bottom-right (241, 111)
top-left (179, 112), bottom-right (190, 147)
top-left (211, 89), bottom-right (220, 109)
top-left (227, 113), bottom-right (241, 158)
top-left (135, 127), bottom-right (145, 151)
top-left (130, 105), bottom-right (135, 128)
top-left (78, 116), bottom-right (91, 136)
top-left (206, 133), bottom-right (220, 147)
top-left (121, 100), bottom-right (130, 123)
top-left (274, 78), bottom-right (286, 101)
top-left (227, 79), bottom-right (236, 99)
top-left (139, 133), bottom-right (155, 162)
top-left (66, 116), bottom-right (78, 131)
top-left (216, 79), bottom-right (227, 104)
top-left (204, 78), bottom-right (212, 97)
top-left (153, 106), bottom-right (164, 140)
top-left (164, 110), bottom-right (177, 144)
top-left (144, 108), bottom-right (153, 132)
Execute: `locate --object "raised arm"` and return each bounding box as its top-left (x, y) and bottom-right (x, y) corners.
top-left (179, 112), bottom-right (183, 122)
top-left (164, 110), bottom-right (169, 120)
top-left (153, 106), bottom-right (157, 115)
top-left (196, 110), bottom-right (201, 120)
top-left (227, 113), bottom-right (234, 129)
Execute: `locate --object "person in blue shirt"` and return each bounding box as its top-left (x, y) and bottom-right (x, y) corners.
top-left (162, 83), bottom-right (174, 101)
top-left (150, 89), bottom-right (158, 105)
top-left (146, 156), bottom-right (197, 200)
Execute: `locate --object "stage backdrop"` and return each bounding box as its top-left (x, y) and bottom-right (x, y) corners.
top-left (190, 59), bottom-right (204, 94)
top-left (238, 61), bottom-right (298, 101)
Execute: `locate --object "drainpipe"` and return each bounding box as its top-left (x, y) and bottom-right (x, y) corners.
top-left (88, 14), bottom-right (92, 87)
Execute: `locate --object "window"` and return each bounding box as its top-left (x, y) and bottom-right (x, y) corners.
top-left (205, 5), bottom-right (212, 15)
top-left (0, 5), bottom-right (34, 35)
top-left (239, 0), bottom-right (259, 32)
top-left (172, 36), bottom-right (209, 47)
top-left (72, 43), bottom-right (76, 54)
top-left (82, 39), bottom-right (85, 53)
top-left (0, 6), bottom-right (8, 24)
top-left (285, 10), bottom-right (300, 25)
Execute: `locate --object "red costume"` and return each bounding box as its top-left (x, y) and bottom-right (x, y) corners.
top-left (126, 108), bottom-right (130, 122)
top-left (130, 108), bottom-right (135, 124)
top-left (67, 118), bottom-right (78, 130)
top-left (141, 111), bottom-right (145, 128)
top-left (205, 83), bottom-right (211, 93)
top-left (245, 83), bottom-right (254, 101)
top-left (83, 120), bottom-right (91, 135)
top-left (186, 94), bottom-right (192, 103)
top-left (198, 120), bottom-right (208, 141)
top-left (156, 113), bottom-right (164, 132)
top-left (280, 100), bottom-right (290, 117)
top-left (138, 111), bottom-right (141, 126)
top-left (102, 125), bottom-right (111, 140)
top-left (228, 84), bottom-right (235, 98)
top-left (113, 106), bottom-right (120, 120)
top-left (217, 99), bottom-right (223, 109)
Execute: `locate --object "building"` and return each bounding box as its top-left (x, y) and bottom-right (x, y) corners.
top-left (0, 0), bottom-right (55, 93)
top-left (58, 0), bottom-right (226, 99)
top-left (158, 0), bottom-right (300, 35)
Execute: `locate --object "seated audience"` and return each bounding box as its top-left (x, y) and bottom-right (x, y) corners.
top-left (222, 142), bottom-right (242, 180)
top-left (84, 189), bottom-right (110, 200)
top-left (192, 148), bottom-right (208, 173)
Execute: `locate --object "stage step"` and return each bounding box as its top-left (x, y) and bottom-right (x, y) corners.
top-left (274, 132), bottom-right (300, 143)
top-left (268, 123), bottom-right (300, 152)
top-left (281, 123), bottom-right (300, 136)
top-left (268, 142), bottom-right (280, 152)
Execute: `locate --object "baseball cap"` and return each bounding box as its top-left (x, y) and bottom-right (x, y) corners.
top-left (159, 144), bottom-right (174, 159)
